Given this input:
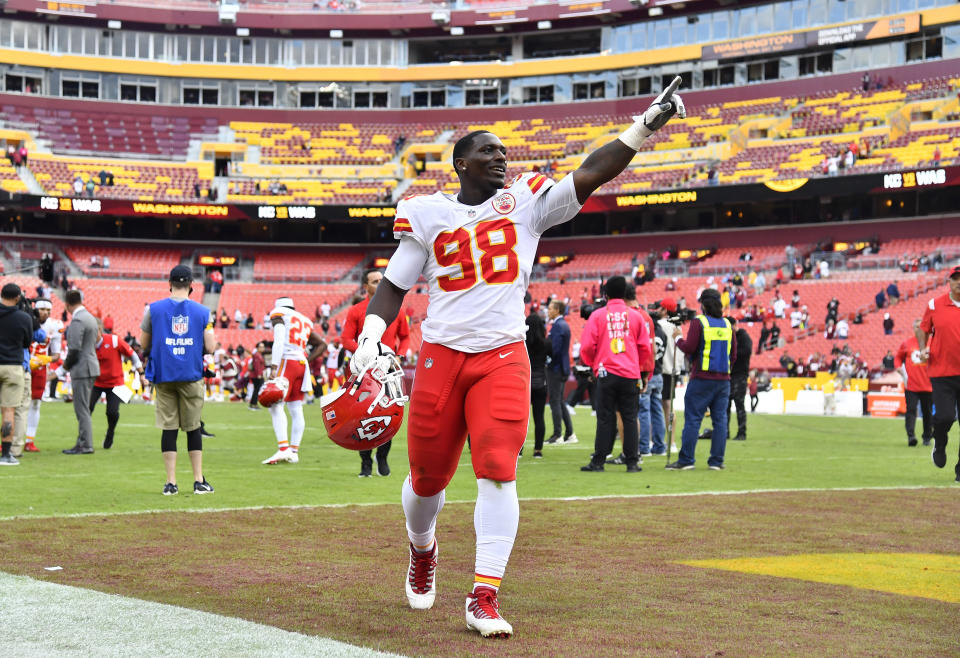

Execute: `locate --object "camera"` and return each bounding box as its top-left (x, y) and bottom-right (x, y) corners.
top-left (580, 297), bottom-right (606, 321)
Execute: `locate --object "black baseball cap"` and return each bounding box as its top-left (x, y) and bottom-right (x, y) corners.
top-left (169, 265), bottom-right (193, 283)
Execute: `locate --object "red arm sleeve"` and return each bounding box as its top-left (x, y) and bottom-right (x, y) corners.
top-left (393, 313), bottom-right (410, 355)
top-left (340, 304), bottom-right (362, 353)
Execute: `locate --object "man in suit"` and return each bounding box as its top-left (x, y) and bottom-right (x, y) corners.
top-left (546, 300), bottom-right (576, 444)
top-left (62, 289), bottom-right (100, 454)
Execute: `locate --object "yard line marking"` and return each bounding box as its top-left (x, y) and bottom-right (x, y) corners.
top-left (0, 485), bottom-right (953, 522)
top-left (0, 572), bottom-right (403, 658)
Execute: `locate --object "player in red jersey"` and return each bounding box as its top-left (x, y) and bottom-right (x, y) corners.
top-left (351, 80), bottom-right (685, 637)
top-left (341, 268), bottom-right (410, 477)
top-left (89, 325), bottom-right (143, 449)
top-left (24, 299), bottom-right (63, 452)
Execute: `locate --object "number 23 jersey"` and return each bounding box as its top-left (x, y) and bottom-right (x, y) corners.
top-left (386, 172), bottom-right (582, 353)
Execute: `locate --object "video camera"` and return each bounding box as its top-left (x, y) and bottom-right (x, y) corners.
top-left (647, 301), bottom-right (695, 326)
top-left (579, 297), bottom-right (606, 321)
top-left (16, 293), bottom-right (41, 332)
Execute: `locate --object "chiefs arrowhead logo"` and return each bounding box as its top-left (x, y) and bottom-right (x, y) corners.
top-left (356, 415), bottom-right (393, 442)
top-left (492, 192), bottom-right (515, 215)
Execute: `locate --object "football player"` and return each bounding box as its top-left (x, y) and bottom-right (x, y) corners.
top-left (262, 297), bottom-right (325, 464)
top-left (351, 79), bottom-right (685, 637)
top-left (341, 269), bottom-right (410, 477)
top-left (24, 299), bottom-right (63, 452)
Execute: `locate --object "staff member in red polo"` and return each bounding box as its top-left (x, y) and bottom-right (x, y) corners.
top-left (917, 265), bottom-right (960, 481)
top-left (895, 319), bottom-right (933, 448)
top-left (341, 268), bottom-right (410, 477)
top-left (90, 323), bottom-right (143, 449)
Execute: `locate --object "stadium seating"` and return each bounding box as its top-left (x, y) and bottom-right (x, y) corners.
top-left (30, 154), bottom-right (209, 202)
top-left (227, 178), bottom-right (395, 205)
top-left (217, 282), bottom-right (360, 337)
top-left (251, 251), bottom-right (366, 283)
top-left (64, 246), bottom-right (184, 279)
top-left (0, 161), bottom-right (28, 195)
top-left (71, 279), bottom-right (175, 338)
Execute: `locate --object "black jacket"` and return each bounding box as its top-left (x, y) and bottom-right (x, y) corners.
top-left (526, 313), bottom-right (548, 390)
top-left (731, 328), bottom-right (753, 376)
top-left (0, 304), bottom-right (32, 366)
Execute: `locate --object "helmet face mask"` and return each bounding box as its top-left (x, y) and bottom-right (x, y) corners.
top-left (321, 354), bottom-right (408, 450)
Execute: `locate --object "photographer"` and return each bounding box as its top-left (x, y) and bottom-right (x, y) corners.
top-left (0, 283), bottom-right (35, 465)
top-left (652, 298), bottom-right (683, 453)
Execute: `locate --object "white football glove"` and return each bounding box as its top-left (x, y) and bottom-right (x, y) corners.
top-left (350, 315), bottom-right (391, 376)
top-left (619, 76), bottom-right (687, 150)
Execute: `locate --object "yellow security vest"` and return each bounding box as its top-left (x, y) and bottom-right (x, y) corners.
top-left (697, 315), bottom-right (733, 373)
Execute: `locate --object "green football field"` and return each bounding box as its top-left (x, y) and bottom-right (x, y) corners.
top-left (1, 401), bottom-right (957, 657)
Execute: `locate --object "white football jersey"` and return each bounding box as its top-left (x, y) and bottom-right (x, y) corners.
top-left (31, 317), bottom-right (63, 357)
top-left (386, 172), bottom-right (581, 352)
top-left (270, 306), bottom-right (314, 361)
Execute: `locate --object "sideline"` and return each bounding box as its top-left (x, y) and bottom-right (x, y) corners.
top-left (0, 572), bottom-right (403, 658)
top-left (0, 484), bottom-right (953, 522)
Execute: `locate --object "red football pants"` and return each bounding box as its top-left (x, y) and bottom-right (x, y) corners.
top-left (407, 340), bottom-right (530, 497)
top-left (31, 367), bottom-right (47, 400)
top-left (278, 358), bottom-right (307, 403)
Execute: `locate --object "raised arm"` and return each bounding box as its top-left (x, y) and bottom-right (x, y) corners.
top-left (571, 76), bottom-right (686, 204)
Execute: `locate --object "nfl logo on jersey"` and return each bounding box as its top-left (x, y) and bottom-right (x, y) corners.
top-left (171, 315), bottom-right (189, 335)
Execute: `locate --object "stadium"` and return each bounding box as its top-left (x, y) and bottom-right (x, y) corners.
top-left (0, 0), bottom-right (958, 654)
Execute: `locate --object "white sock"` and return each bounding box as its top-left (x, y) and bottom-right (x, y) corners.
top-left (269, 403), bottom-right (289, 448)
top-left (473, 478), bottom-right (519, 592)
top-left (402, 474), bottom-right (444, 551)
top-left (26, 399), bottom-right (41, 437)
top-left (288, 400), bottom-right (304, 450)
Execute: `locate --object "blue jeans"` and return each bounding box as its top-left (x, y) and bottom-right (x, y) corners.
top-left (678, 377), bottom-right (730, 467)
top-left (638, 373), bottom-right (665, 454)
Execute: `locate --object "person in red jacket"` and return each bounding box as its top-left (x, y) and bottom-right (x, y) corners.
top-left (917, 265), bottom-right (960, 480)
top-left (341, 268), bottom-right (410, 477)
top-left (89, 326), bottom-right (143, 449)
top-left (895, 320), bottom-right (933, 447)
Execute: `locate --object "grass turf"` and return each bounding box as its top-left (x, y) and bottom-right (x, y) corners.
top-left (1, 402), bottom-right (958, 656)
top-left (0, 401), bottom-right (955, 518)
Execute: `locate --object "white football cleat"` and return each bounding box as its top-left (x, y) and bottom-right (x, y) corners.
top-left (466, 587), bottom-right (513, 638)
top-left (262, 449), bottom-right (294, 465)
top-left (405, 541), bottom-right (438, 610)
top-left (287, 451), bottom-right (299, 464)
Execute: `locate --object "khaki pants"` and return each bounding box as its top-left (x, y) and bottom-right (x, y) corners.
top-left (11, 369), bottom-right (31, 457)
top-left (0, 364), bottom-right (23, 408)
top-left (154, 380), bottom-right (204, 431)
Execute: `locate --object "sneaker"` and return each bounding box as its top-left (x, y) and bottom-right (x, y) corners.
top-left (932, 446), bottom-right (947, 469)
top-left (708, 464), bottom-right (725, 470)
top-left (626, 463), bottom-right (642, 473)
top-left (262, 449), bottom-right (294, 465)
top-left (532, 451), bottom-right (543, 459)
top-left (200, 422), bottom-right (215, 438)
top-left (640, 451), bottom-right (653, 458)
top-left (405, 541), bottom-right (438, 610)
top-left (665, 461), bottom-right (694, 471)
top-left (377, 456), bottom-right (391, 476)
top-left (650, 450), bottom-right (667, 456)
top-left (103, 434), bottom-right (114, 450)
top-left (465, 587), bottom-right (513, 638)
top-left (563, 434), bottom-right (578, 444)
top-left (605, 454), bottom-right (626, 465)
top-left (162, 482), bottom-right (178, 495)
top-left (565, 404), bottom-right (577, 416)
top-left (907, 437), bottom-right (918, 447)
top-left (546, 435), bottom-right (562, 445)
top-left (731, 434), bottom-right (746, 441)
top-left (580, 462), bottom-right (604, 472)
top-left (23, 442), bottom-right (39, 453)
top-left (193, 479), bottom-right (214, 494)
top-left (0, 454), bottom-right (20, 466)
top-left (922, 438), bottom-right (932, 447)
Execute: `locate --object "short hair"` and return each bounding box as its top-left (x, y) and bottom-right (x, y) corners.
top-left (624, 284), bottom-right (637, 302)
top-left (549, 300), bottom-right (566, 315)
top-left (1, 282), bottom-right (20, 300)
top-left (604, 275), bottom-right (627, 300)
top-left (65, 289), bottom-right (83, 306)
top-left (452, 130), bottom-right (493, 170)
top-left (362, 269), bottom-right (381, 286)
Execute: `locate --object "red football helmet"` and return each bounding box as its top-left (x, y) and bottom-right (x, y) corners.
top-left (258, 376), bottom-right (289, 408)
top-left (320, 354), bottom-right (407, 451)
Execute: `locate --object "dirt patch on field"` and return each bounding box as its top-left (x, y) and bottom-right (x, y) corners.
top-left (2, 490), bottom-right (958, 657)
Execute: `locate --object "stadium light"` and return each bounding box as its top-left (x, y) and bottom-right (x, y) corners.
top-left (236, 27), bottom-right (249, 37)
top-left (537, 20), bottom-right (552, 30)
top-left (648, 7), bottom-right (663, 16)
top-left (330, 29), bottom-right (343, 38)
top-left (450, 26), bottom-right (464, 36)
top-left (107, 20), bottom-right (122, 30)
top-left (431, 10), bottom-right (450, 25)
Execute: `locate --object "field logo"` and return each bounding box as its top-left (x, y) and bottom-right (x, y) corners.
top-left (492, 193), bottom-right (515, 215)
top-left (356, 416), bottom-right (392, 442)
top-left (171, 315), bottom-right (189, 336)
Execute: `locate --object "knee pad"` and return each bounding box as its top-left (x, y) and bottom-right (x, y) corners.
top-left (186, 428), bottom-right (202, 452)
top-left (160, 428), bottom-right (178, 452)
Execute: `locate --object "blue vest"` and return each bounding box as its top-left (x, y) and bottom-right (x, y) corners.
top-left (696, 315), bottom-right (732, 374)
top-left (145, 298), bottom-right (209, 383)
